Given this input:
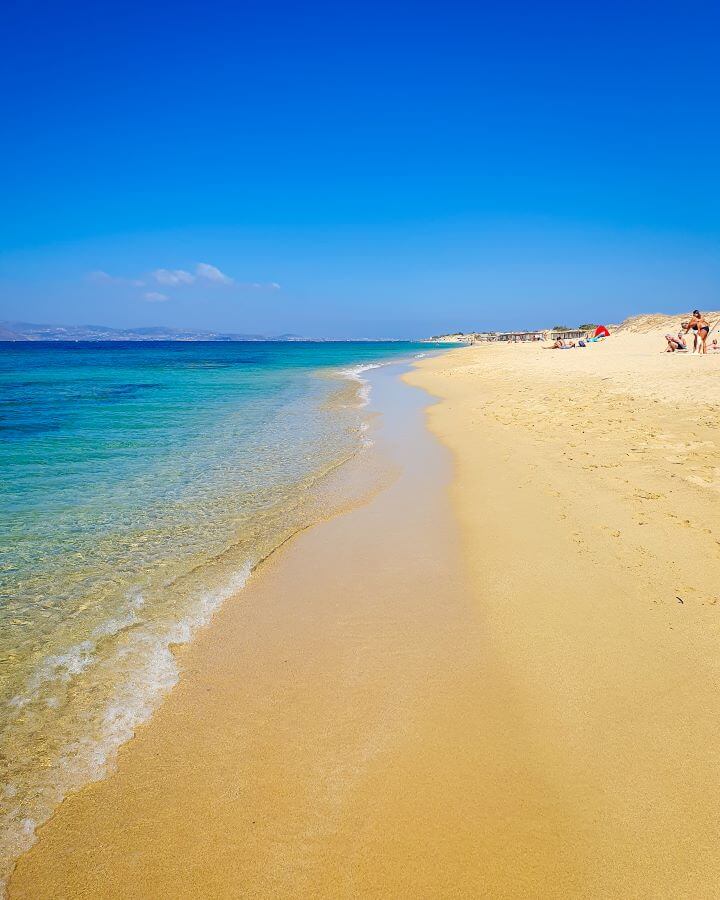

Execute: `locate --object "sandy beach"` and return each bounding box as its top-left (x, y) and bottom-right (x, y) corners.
top-left (7, 0), bottom-right (719, 892)
top-left (9, 330), bottom-right (720, 898)
top-left (405, 329), bottom-right (720, 896)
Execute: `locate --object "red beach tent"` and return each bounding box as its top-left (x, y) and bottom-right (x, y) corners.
top-left (594, 325), bottom-right (610, 337)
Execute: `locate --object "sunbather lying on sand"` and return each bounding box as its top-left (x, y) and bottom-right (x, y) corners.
top-left (546, 339), bottom-right (576, 349)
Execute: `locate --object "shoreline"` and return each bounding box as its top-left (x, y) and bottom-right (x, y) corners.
top-left (0, 357), bottom-right (395, 889)
top-left (9, 358), bottom-right (477, 897)
top-left (10, 338), bottom-right (720, 896)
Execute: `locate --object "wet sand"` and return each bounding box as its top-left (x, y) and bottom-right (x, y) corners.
top-left (10, 341), bottom-right (720, 898)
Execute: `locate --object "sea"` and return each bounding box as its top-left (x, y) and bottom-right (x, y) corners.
top-left (0, 339), bottom-right (440, 883)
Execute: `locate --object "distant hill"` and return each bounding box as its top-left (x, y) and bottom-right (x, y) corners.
top-left (0, 321), bottom-right (308, 342)
top-left (427, 333), bottom-right (475, 343)
top-left (0, 325), bottom-right (22, 340)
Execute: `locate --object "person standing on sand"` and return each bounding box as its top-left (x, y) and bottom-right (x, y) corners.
top-left (681, 321), bottom-right (697, 352)
top-left (684, 310), bottom-right (710, 354)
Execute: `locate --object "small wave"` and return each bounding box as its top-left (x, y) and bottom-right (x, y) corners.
top-left (359, 421), bottom-right (374, 448)
top-left (0, 564), bottom-right (253, 892)
top-left (342, 362), bottom-right (385, 377)
top-left (91, 608), bottom-right (143, 641)
top-left (7, 597), bottom-right (146, 716)
top-left (9, 642), bottom-right (96, 711)
top-left (167, 564), bottom-right (252, 645)
top-left (339, 362), bottom-right (386, 408)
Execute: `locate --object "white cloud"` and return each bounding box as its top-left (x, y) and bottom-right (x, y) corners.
top-left (86, 271), bottom-right (145, 286)
top-left (144, 291), bottom-right (169, 302)
top-left (196, 262), bottom-right (233, 284)
top-left (238, 281), bottom-right (281, 291)
top-left (87, 262), bottom-right (262, 293)
top-left (153, 268), bottom-right (195, 286)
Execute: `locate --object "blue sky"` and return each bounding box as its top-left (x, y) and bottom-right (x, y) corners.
top-left (2, 0), bottom-right (718, 338)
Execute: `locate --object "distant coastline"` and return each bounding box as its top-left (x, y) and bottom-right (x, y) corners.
top-left (0, 321), bottom-right (409, 343)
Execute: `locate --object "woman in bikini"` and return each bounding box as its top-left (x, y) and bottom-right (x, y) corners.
top-left (684, 310), bottom-right (710, 354)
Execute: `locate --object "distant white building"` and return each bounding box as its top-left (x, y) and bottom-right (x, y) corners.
top-left (494, 331), bottom-right (547, 343)
top-left (546, 328), bottom-right (590, 341)
top-left (472, 331), bottom-right (546, 343)
top-left (431, 327), bottom-right (593, 344)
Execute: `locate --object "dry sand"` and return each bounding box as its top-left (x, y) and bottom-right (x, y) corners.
top-left (404, 328), bottom-right (720, 896)
top-left (9, 329), bottom-right (720, 898)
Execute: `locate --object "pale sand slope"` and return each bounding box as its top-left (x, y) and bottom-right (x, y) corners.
top-left (404, 334), bottom-right (720, 896)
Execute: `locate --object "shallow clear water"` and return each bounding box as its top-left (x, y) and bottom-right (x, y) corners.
top-left (0, 340), bottom-right (436, 881)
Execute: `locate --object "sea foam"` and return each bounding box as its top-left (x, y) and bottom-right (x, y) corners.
top-left (0, 564), bottom-right (252, 893)
top-left (341, 362), bottom-right (386, 407)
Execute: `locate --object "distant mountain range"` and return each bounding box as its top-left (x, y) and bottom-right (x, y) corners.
top-left (0, 321), bottom-right (308, 342)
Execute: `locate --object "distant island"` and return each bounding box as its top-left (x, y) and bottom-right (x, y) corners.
top-left (0, 321), bottom-right (421, 343)
top-left (0, 321), bottom-right (311, 342)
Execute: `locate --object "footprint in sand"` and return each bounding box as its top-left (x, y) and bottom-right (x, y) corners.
top-left (684, 473), bottom-right (720, 492)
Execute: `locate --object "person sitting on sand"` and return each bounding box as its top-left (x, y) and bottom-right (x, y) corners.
top-left (680, 321), bottom-right (695, 352)
top-left (684, 310), bottom-right (710, 354)
top-left (711, 339), bottom-right (720, 352)
top-left (665, 333), bottom-right (686, 352)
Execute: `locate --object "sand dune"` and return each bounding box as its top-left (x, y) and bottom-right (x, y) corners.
top-left (614, 309), bottom-right (720, 335)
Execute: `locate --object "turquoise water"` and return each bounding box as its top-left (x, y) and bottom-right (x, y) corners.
top-left (0, 340), bottom-right (437, 881)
